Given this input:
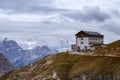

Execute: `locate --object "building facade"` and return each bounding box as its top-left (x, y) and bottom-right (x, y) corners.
top-left (74, 30), bottom-right (104, 51)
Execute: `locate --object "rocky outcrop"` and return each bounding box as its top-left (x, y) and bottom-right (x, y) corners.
top-left (72, 72), bottom-right (120, 80)
top-left (0, 53), bottom-right (14, 75)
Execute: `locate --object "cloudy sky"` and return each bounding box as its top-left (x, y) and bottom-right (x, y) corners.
top-left (0, 0), bottom-right (120, 49)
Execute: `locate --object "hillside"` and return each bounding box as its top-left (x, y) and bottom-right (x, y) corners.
top-left (94, 40), bottom-right (120, 56)
top-left (0, 53), bottom-right (14, 75)
top-left (1, 53), bottom-right (120, 80)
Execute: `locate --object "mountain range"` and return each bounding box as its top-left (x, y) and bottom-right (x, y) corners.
top-left (0, 39), bottom-right (58, 68)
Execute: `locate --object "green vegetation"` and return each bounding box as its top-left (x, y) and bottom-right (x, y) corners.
top-left (51, 53), bottom-right (80, 80)
top-left (1, 52), bottom-right (120, 80)
top-left (94, 40), bottom-right (120, 55)
top-left (105, 40), bottom-right (120, 49)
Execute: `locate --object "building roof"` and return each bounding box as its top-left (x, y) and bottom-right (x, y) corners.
top-left (76, 30), bottom-right (104, 37)
top-left (83, 31), bottom-right (102, 35)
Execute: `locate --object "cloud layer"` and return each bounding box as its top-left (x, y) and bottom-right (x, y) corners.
top-left (63, 6), bottom-right (111, 22)
top-left (0, 0), bottom-right (120, 49)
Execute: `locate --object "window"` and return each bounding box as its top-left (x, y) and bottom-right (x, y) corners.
top-left (89, 37), bottom-right (92, 40)
top-left (81, 42), bottom-right (83, 44)
top-left (81, 37), bottom-right (83, 40)
top-left (84, 46), bottom-right (87, 50)
top-left (89, 42), bottom-right (92, 45)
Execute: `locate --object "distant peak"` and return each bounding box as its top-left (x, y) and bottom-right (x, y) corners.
top-left (41, 45), bottom-right (49, 48)
top-left (3, 38), bottom-right (16, 43)
top-left (3, 38), bottom-right (8, 41)
top-left (35, 46), bottom-right (41, 49)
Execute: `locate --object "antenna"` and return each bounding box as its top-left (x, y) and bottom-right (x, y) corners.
top-left (66, 40), bottom-right (69, 53)
top-left (80, 27), bottom-right (84, 31)
top-left (61, 40), bottom-right (63, 52)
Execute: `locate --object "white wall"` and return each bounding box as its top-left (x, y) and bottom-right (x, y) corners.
top-left (76, 37), bottom-right (89, 50)
top-left (76, 37), bottom-right (104, 50)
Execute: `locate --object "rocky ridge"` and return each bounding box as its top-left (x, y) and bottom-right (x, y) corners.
top-left (0, 53), bottom-right (14, 75)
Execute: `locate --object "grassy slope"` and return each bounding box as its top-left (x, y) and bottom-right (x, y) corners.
top-left (1, 53), bottom-right (120, 80)
top-left (106, 40), bottom-right (120, 49)
top-left (94, 40), bottom-right (120, 55)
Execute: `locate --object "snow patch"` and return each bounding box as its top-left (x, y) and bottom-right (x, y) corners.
top-left (6, 48), bottom-right (9, 51)
top-left (31, 55), bottom-right (38, 60)
top-left (13, 56), bottom-right (21, 62)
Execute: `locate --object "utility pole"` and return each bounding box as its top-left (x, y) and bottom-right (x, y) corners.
top-left (61, 40), bottom-right (63, 52)
top-left (66, 40), bottom-right (69, 53)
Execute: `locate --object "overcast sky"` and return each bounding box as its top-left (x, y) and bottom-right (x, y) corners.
top-left (0, 0), bottom-right (120, 49)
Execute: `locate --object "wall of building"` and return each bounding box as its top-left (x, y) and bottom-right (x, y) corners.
top-left (76, 37), bottom-right (104, 51)
top-left (89, 37), bottom-right (103, 45)
top-left (76, 37), bottom-right (89, 50)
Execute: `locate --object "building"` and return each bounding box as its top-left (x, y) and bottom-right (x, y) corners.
top-left (71, 30), bottom-right (104, 51)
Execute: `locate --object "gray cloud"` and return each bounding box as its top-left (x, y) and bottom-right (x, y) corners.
top-left (63, 6), bottom-right (111, 22)
top-left (0, 19), bottom-right (77, 49)
top-left (0, 0), bottom-right (120, 49)
top-left (0, 0), bottom-right (54, 13)
top-left (102, 22), bottom-right (120, 35)
top-left (0, 0), bottom-right (71, 14)
top-left (111, 10), bottom-right (120, 17)
top-left (0, 0), bottom-right (52, 8)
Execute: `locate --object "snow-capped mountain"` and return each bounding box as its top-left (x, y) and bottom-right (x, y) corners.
top-left (0, 39), bottom-right (58, 68)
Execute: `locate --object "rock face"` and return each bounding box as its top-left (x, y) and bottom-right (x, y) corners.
top-left (0, 39), bottom-right (58, 68)
top-left (0, 53), bottom-right (14, 75)
top-left (1, 53), bottom-right (120, 80)
top-left (72, 72), bottom-right (120, 80)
